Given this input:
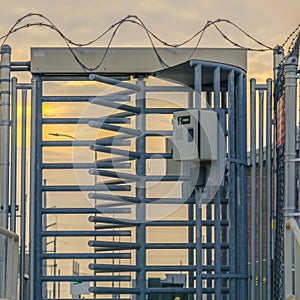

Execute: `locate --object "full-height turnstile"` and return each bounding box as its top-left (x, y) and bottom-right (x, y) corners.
top-left (4, 47), bottom-right (248, 300)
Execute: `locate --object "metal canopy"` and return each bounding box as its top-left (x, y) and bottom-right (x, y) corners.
top-left (153, 60), bottom-right (245, 88)
top-left (30, 47), bottom-right (247, 77)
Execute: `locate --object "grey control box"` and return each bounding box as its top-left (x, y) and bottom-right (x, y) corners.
top-left (172, 109), bottom-right (218, 161)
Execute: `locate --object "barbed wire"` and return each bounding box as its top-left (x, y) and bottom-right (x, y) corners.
top-left (0, 13), bottom-right (296, 71)
top-left (287, 29), bottom-right (300, 55)
top-left (281, 23), bottom-right (300, 48)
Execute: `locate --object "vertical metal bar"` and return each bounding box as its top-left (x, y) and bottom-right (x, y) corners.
top-left (238, 73), bottom-right (248, 299)
top-left (284, 56), bottom-right (298, 298)
top-left (258, 89), bottom-right (264, 300)
top-left (36, 77), bottom-right (43, 300)
top-left (228, 69), bottom-right (236, 299)
top-left (135, 78), bottom-right (146, 300)
top-left (42, 179), bottom-right (48, 299)
top-left (284, 223), bottom-right (293, 296)
top-left (195, 188), bottom-right (203, 300)
top-left (53, 236), bottom-right (57, 299)
top-left (10, 77), bottom-right (17, 232)
top-left (30, 76), bottom-right (43, 300)
top-left (194, 64), bottom-right (202, 300)
top-left (266, 78), bottom-right (273, 300)
top-left (194, 64), bottom-right (202, 109)
top-left (214, 66), bottom-right (222, 299)
top-left (20, 89), bottom-right (28, 300)
top-left (250, 78), bottom-right (257, 299)
top-left (0, 44), bottom-right (11, 297)
top-left (29, 78), bottom-right (37, 300)
top-left (188, 91), bottom-right (194, 300)
top-left (205, 82), bottom-right (213, 300)
top-left (206, 203), bottom-right (212, 299)
top-left (221, 90), bottom-right (228, 300)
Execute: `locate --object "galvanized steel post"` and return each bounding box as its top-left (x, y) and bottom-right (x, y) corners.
top-left (194, 63), bottom-right (203, 300)
top-left (284, 56), bottom-right (298, 296)
top-left (284, 56), bottom-right (298, 217)
top-left (0, 44), bottom-right (11, 298)
top-left (135, 78), bottom-right (146, 300)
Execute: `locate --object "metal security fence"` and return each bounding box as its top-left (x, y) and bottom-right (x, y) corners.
top-left (1, 46), bottom-right (248, 300)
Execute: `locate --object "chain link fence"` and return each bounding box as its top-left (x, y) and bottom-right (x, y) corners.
top-left (273, 58), bottom-right (285, 300)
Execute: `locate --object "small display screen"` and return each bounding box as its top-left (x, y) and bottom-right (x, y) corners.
top-left (178, 115), bottom-right (190, 125)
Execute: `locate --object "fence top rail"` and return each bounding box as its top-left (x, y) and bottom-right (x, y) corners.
top-left (0, 226), bottom-right (19, 241)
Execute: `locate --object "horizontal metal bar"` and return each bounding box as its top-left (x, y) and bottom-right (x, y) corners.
top-left (11, 67), bottom-right (30, 71)
top-left (89, 193), bottom-right (140, 203)
top-left (254, 84), bottom-right (268, 90)
top-left (42, 140), bottom-right (130, 147)
top-left (43, 117), bottom-right (130, 124)
top-left (89, 95), bottom-right (131, 102)
top-left (146, 243), bottom-right (229, 249)
top-left (41, 230), bottom-right (131, 237)
top-left (146, 175), bottom-right (189, 181)
top-left (42, 207), bottom-right (111, 214)
top-left (42, 140), bottom-right (90, 147)
top-left (42, 185), bottom-right (131, 192)
top-left (90, 287), bottom-right (141, 294)
top-left (89, 169), bottom-right (140, 181)
top-left (42, 253), bottom-right (131, 259)
top-left (146, 288), bottom-right (196, 294)
top-left (95, 207), bottom-right (132, 214)
top-left (109, 111), bottom-right (135, 118)
top-left (97, 133), bottom-right (134, 141)
top-left (41, 75), bottom-right (91, 81)
top-left (42, 162), bottom-right (131, 169)
top-left (89, 120), bottom-right (141, 136)
top-left (145, 108), bottom-right (183, 114)
top-left (147, 220), bottom-right (196, 226)
top-left (91, 144), bottom-right (141, 159)
top-left (145, 197), bottom-right (195, 204)
top-left (15, 83), bottom-right (32, 89)
top-left (97, 156), bottom-right (134, 163)
top-left (42, 96), bottom-right (92, 102)
top-left (146, 130), bottom-right (173, 136)
top-left (89, 97), bottom-right (141, 114)
top-left (95, 139), bottom-right (131, 147)
top-left (89, 263), bottom-right (140, 272)
top-left (11, 61), bottom-right (30, 67)
top-left (88, 240), bottom-right (141, 249)
top-left (89, 74), bottom-right (141, 92)
top-left (94, 224), bottom-right (133, 230)
top-left (42, 275), bottom-right (131, 282)
top-left (146, 265), bottom-right (196, 271)
top-left (42, 207), bottom-right (131, 215)
top-left (145, 86), bottom-right (193, 92)
top-left (89, 216), bottom-right (139, 225)
top-left (145, 220), bottom-right (227, 226)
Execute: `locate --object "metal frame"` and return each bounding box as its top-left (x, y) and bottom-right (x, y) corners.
top-left (1, 45), bottom-right (248, 299)
top-left (250, 78), bottom-right (273, 300)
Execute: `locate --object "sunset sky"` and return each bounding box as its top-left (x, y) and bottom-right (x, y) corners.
top-left (0, 0), bottom-right (299, 79)
top-left (1, 1), bottom-right (299, 297)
